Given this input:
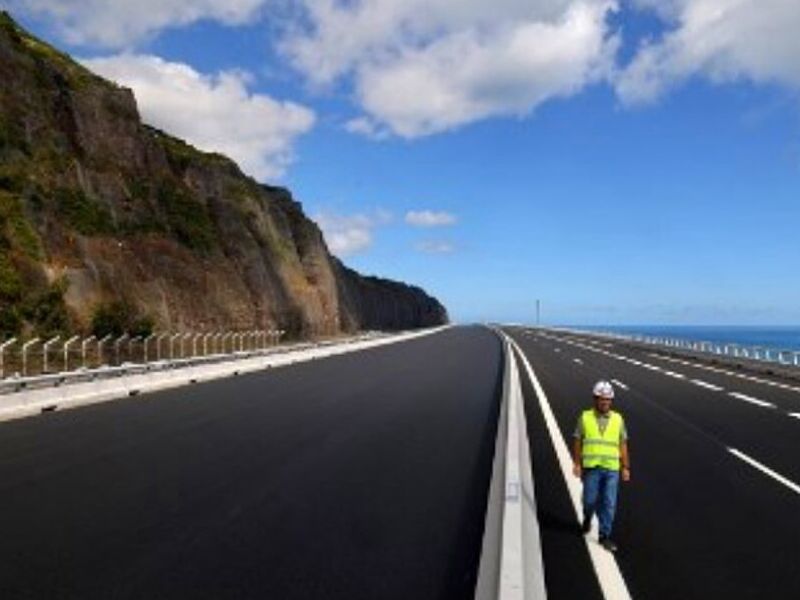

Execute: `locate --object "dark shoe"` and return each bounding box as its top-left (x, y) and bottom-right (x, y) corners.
top-left (598, 536), bottom-right (618, 553)
top-left (581, 515), bottom-right (592, 534)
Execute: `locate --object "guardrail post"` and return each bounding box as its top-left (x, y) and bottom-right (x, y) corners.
top-left (63, 335), bottom-right (80, 372)
top-left (0, 337), bottom-right (17, 379)
top-left (143, 334), bottom-right (156, 363)
top-left (222, 332), bottom-right (232, 353)
top-left (81, 336), bottom-right (95, 368)
top-left (181, 333), bottom-right (192, 358)
top-left (43, 335), bottom-right (60, 374)
top-left (22, 338), bottom-right (40, 377)
top-left (170, 333), bottom-right (181, 360)
top-left (114, 334), bottom-right (129, 366)
top-left (128, 336), bottom-right (141, 363)
top-left (97, 335), bottom-right (113, 366)
top-left (158, 333), bottom-right (169, 361)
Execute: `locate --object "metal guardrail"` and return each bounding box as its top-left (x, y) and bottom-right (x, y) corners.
top-left (0, 330), bottom-right (388, 397)
top-left (556, 328), bottom-right (800, 368)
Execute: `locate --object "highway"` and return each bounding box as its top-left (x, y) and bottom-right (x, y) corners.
top-left (505, 326), bottom-right (800, 599)
top-left (0, 326), bottom-right (502, 599)
top-left (1, 324), bottom-right (799, 599)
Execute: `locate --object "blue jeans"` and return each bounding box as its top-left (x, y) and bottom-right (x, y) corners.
top-left (582, 468), bottom-right (620, 538)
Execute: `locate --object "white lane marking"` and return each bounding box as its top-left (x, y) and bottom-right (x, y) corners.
top-left (508, 337), bottom-right (633, 600)
top-left (611, 379), bottom-right (628, 391)
top-left (554, 348), bottom-right (561, 353)
top-left (573, 358), bottom-right (583, 365)
top-left (728, 448), bottom-right (800, 496)
top-left (496, 338), bottom-right (547, 599)
top-left (728, 392), bottom-right (775, 409)
top-left (650, 353), bottom-right (800, 395)
top-left (691, 379), bottom-right (724, 392)
top-left (663, 370), bottom-right (686, 380)
top-left (641, 363), bottom-right (661, 371)
top-left (790, 413), bottom-right (800, 420)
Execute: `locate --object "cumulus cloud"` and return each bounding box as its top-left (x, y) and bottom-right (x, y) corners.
top-left (314, 211), bottom-right (392, 257)
top-left (282, 0), bottom-right (619, 137)
top-left (617, 0), bottom-right (800, 105)
top-left (343, 116), bottom-right (391, 140)
top-left (405, 210), bottom-right (457, 227)
top-left (10, 0), bottom-right (267, 47)
top-left (415, 240), bottom-right (456, 254)
top-left (82, 54), bottom-right (315, 181)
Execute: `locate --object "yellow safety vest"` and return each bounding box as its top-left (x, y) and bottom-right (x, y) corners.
top-left (581, 409), bottom-right (623, 471)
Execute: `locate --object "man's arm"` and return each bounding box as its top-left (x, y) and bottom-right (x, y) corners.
top-left (572, 436), bottom-right (582, 478)
top-left (620, 440), bottom-right (630, 482)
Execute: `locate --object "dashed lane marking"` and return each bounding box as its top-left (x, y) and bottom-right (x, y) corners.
top-left (728, 392), bottom-right (775, 409)
top-left (663, 371), bottom-right (686, 380)
top-left (790, 413), bottom-right (800, 420)
top-left (611, 379), bottom-right (628, 391)
top-left (728, 448), bottom-right (800, 496)
top-left (691, 379), bottom-right (724, 392)
top-left (573, 358), bottom-right (583, 365)
top-left (649, 353), bottom-right (800, 395)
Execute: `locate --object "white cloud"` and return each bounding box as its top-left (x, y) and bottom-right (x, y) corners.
top-left (343, 117), bottom-right (391, 140)
top-left (282, 0), bottom-right (619, 137)
top-left (82, 54), bottom-right (315, 181)
top-left (617, 0), bottom-right (800, 105)
top-left (314, 211), bottom-right (392, 257)
top-left (415, 240), bottom-right (456, 254)
top-left (405, 210), bottom-right (457, 227)
top-left (11, 0), bottom-right (267, 47)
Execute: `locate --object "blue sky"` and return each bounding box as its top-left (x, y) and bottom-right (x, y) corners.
top-left (5, 1), bottom-right (800, 325)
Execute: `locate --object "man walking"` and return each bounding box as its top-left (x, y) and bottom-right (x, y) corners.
top-left (572, 380), bottom-right (630, 552)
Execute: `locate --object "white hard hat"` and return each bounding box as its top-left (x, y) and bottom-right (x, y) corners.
top-left (593, 380), bottom-right (615, 399)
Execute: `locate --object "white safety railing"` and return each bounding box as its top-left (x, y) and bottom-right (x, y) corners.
top-left (555, 328), bottom-right (800, 369)
top-left (0, 329), bottom-right (289, 391)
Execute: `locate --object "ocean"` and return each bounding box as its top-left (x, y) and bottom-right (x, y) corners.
top-left (571, 326), bottom-right (800, 353)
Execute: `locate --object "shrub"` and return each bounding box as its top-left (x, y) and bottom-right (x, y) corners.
top-left (157, 181), bottom-right (216, 253)
top-left (20, 280), bottom-right (69, 338)
top-left (55, 187), bottom-right (116, 235)
top-left (91, 301), bottom-right (154, 338)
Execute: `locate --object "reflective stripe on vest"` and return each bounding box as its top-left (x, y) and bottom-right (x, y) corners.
top-left (581, 409), bottom-right (622, 471)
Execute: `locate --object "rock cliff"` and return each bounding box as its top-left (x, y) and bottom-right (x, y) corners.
top-left (0, 12), bottom-right (448, 338)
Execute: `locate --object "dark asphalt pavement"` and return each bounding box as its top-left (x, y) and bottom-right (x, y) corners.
top-left (506, 327), bottom-right (800, 600)
top-left (0, 326), bottom-right (503, 600)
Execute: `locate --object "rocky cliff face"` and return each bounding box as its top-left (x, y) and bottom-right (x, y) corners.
top-left (0, 12), bottom-right (447, 338)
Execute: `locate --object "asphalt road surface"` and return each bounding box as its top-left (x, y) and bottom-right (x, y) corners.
top-left (506, 326), bottom-right (800, 600)
top-left (0, 326), bottom-right (502, 600)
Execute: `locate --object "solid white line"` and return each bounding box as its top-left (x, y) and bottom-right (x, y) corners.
top-left (691, 379), bottom-right (724, 392)
top-left (508, 336), bottom-right (633, 600)
top-left (611, 379), bottom-right (628, 391)
top-left (728, 448), bottom-right (800, 495)
top-left (728, 392), bottom-right (775, 409)
top-left (497, 339), bottom-right (547, 599)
